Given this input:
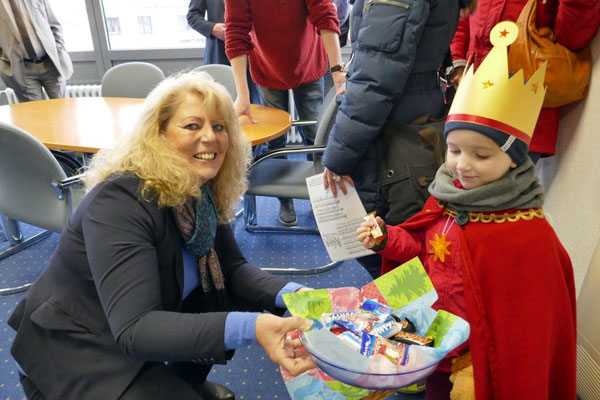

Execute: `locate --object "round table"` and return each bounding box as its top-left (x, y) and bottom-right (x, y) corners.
top-left (0, 97), bottom-right (292, 152)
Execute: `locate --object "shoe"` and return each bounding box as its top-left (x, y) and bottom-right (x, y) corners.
top-left (199, 381), bottom-right (235, 400)
top-left (278, 198), bottom-right (297, 226)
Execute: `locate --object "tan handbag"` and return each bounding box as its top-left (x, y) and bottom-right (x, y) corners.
top-left (507, 0), bottom-right (591, 108)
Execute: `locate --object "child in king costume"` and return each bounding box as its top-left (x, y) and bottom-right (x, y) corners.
top-left (357, 21), bottom-right (576, 400)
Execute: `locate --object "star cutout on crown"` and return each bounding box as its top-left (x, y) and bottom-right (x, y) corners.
top-left (428, 233), bottom-right (451, 263)
top-left (482, 80), bottom-right (494, 89)
top-left (531, 83), bottom-right (539, 94)
top-left (499, 29), bottom-right (509, 38)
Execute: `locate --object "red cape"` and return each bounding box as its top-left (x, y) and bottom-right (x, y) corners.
top-left (381, 197), bottom-right (576, 399)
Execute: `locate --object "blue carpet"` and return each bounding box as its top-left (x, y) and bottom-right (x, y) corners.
top-left (0, 197), bottom-right (424, 400)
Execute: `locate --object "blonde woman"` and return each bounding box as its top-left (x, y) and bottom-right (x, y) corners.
top-left (8, 71), bottom-right (314, 400)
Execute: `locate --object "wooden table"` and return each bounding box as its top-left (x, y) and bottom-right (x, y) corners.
top-left (0, 97), bottom-right (292, 152)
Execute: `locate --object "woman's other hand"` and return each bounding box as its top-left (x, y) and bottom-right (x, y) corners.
top-left (450, 66), bottom-right (465, 89)
top-left (256, 315), bottom-right (315, 376)
top-left (357, 216), bottom-right (384, 249)
top-left (323, 167), bottom-right (354, 197)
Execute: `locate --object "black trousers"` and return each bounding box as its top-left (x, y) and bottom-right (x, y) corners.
top-left (20, 362), bottom-right (212, 400)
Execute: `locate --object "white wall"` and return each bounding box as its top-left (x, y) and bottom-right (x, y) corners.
top-left (536, 34), bottom-right (600, 296)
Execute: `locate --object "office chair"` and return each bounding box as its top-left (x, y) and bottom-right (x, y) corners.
top-left (0, 122), bottom-right (84, 295)
top-left (193, 64), bottom-right (237, 99)
top-left (101, 62), bottom-right (165, 98)
top-left (244, 87), bottom-right (339, 234)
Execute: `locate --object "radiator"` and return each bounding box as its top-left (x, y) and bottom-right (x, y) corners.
top-left (1, 84), bottom-right (101, 104)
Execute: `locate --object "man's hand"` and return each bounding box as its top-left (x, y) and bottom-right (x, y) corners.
top-left (332, 71), bottom-right (346, 95)
top-left (323, 167), bottom-right (354, 197)
top-left (211, 23), bottom-right (226, 41)
top-left (256, 315), bottom-right (315, 376)
top-left (235, 94), bottom-right (257, 123)
top-left (450, 66), bottom-right (465, 89)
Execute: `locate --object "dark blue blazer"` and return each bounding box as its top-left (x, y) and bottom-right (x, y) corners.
top-left (8, 174), bottom-right (287, 400)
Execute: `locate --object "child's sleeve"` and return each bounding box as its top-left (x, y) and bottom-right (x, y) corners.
top-left (375, 224), bottom-right (425, 265)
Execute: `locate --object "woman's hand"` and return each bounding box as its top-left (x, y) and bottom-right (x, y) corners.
top-left (256, 314), bottom-right (315, 376)
top-left (235, 94), bottom-right (257, 123)
top-left (323, 167), bottom-right (354, 197)
top-left (357, 216), bottom-right (385, 249)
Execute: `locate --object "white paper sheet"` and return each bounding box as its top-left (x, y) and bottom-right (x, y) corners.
top-left (306, 173), bottom-right (374, 261)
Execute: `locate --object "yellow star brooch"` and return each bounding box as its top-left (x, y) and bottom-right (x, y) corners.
top-left (428, 233), bottom-right (451, 263)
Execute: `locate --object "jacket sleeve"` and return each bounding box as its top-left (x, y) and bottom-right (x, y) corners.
top-left (43, 0), bottom-right (66, 48)
top-left (216, 223), bottom-right (289, 314)
top-left (377, 224), bottom-right (425, 267)
top-left (306, 0), bottom-right (341, 34)
top-left (450, 16), bottom-right (469, 63)
top-left (187, 0), bottom-right (214, 39)
top-left (554, 0), bottom-right (600, 50)
top-left (224, 0), bottom-right (254, 60)
top-left (82, 180), bottom-right (229, 364)
top-left (323, 0), bottom-right (431, 175)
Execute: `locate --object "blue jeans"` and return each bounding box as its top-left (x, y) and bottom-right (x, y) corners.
top-left (257, 77), bottom-right (324, 150)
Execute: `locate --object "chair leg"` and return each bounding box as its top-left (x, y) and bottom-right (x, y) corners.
top-left (0, 217), bottom-right (53, 296)
top-left (243, 195), bottom-right (320, 234)
top-left (261, 260), bottom-right (343, 275)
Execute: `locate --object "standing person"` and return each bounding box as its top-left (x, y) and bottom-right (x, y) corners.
top-left (186, 0), bottom-right (262, 104)
top-left (449, 0), bottom-right (600, 163)
top-left (322, 0), bottom-right (469, 278)
top-left (187, 0), bottom-right (229, 65)
top-left (0, 0), bottom-right (73, 102)
top-left (357, 22), bottom-right (575, 399)
top-left (225, 0), bottom-right (345, 227)
top-left (8, 71), bottom-right (314, 400)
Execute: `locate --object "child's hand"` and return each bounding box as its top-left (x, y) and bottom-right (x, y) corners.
top-left (356, 216), bottom-right (385, 249)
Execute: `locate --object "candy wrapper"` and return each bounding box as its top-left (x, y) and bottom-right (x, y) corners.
top-left (282, 257), bottom-right (470, 398)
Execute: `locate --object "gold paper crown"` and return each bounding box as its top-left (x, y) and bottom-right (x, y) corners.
top-left (447, 21), bottom-right (547, 145)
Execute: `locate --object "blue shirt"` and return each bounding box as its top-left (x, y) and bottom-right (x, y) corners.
top-left (182, 248), bottom-right (302, 351)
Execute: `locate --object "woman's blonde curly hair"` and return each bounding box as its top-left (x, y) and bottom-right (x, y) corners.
top-left (84, 70), bottom-right (251, 223)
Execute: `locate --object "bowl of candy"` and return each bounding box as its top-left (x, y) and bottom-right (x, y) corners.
top-left (283, 257), bottom-right (470, 393)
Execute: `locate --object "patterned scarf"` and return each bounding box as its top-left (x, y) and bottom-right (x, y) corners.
top-left (173, 184), bottom-right (227, 305)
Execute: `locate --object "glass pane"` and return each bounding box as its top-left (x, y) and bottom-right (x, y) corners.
top-left (102, 0), bottom-right (204, 50)
top-left (49, 0), bottom-right (94, 52)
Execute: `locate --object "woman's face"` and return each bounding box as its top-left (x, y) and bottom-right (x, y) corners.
top-left (446, 129), bottom-right (516, 189)
top-left (164, 93), bottom-right (229, 184)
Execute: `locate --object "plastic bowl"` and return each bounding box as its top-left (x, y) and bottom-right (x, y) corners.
top-left (298, 330), bottom-right (440, 390)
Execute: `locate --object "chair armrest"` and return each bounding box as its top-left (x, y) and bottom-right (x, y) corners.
top-left (291, 119), bottom-right (317, 127)
top-left (249, 145), bottom-right (326, 171)
top-left (52, 173), bottom-right (85, 200)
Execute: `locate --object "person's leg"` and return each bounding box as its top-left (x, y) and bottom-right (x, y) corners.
top-left (0, 64), bottom-right (44, 103)
top-left (291, 77), bottom-right (324, 147)
top-left (256, 85), bottom-right (289, 152)
top-left (169, 361), bottom-right (234, 400)
top-left (38, 59), bottom-right (66, 99)
top-left (255, 85), bottom-right (297, 226)
top-left (356, 254), bottom-right (383, 280)
top-left (119, 362), bottom-right (205, 400)
top-left (424, 370), bottom-right (452, 400)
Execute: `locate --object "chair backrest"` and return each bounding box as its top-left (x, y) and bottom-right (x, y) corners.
top-left (101, 62), bottom-right (165, 98)
top-left (0, 122), bottom-right (76, 232)
top-left (193, 64), bottom-right (237, 99)
top-left (312, 87), bottom-right (340, 170)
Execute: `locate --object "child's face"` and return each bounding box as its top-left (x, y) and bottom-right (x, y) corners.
top-left (446, 129), bottom-right (517, 190)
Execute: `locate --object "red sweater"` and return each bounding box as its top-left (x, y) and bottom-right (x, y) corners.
top-left (379, 197), bottom-right (576, 399)
top-left (450, 0), bottom-right (600, 155)
top-left (224, 0), bottom-right (340, 90)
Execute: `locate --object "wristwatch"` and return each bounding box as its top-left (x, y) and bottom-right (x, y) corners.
top-left (330, 63), bottom-right (345, 74)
